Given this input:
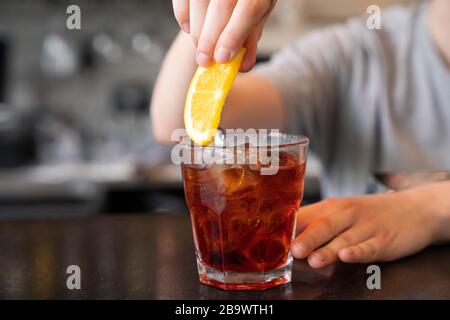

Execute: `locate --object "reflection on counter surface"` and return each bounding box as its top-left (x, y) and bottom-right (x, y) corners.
top-left (1, 214), bottom-right (449, 299)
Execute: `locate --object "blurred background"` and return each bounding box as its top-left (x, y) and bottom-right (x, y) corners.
top-left (0, 0), bottom-right (410, 219)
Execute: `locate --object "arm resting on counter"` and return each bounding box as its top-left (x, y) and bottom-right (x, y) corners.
top-left (414, 180), bottom-right (450, 243)
top-left (291, 180), bottom-right (450, 269)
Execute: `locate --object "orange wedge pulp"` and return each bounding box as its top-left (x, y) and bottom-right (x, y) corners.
top-left (184, 48), bottom-right (246, 146)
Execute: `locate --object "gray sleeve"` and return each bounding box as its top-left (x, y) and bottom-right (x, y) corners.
top-left (254, 23), bottom-right (362, 154)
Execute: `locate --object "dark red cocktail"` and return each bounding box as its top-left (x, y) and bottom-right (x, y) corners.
top-left (180, 132), bottom-right (308, 290)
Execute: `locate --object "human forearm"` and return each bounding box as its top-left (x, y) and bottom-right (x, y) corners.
top-left (291, 180), bottom-right (450, 269)
top-left (150, 32), bottom-right (197, 144)
top-left (403, 180), bottom-right (450, 243)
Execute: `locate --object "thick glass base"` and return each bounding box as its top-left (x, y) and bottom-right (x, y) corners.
top-left (197, 257), bottom-right (292, 291)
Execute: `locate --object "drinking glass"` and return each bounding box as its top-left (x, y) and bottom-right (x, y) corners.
top-left (179, 131), bottom-right (309, 290)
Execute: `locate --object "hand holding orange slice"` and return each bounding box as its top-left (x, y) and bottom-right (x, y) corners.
top-left (184, 48), bottom-right (246, 146)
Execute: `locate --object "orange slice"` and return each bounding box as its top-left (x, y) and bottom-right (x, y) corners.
top-left (184, 48), bottom-right (246, 146)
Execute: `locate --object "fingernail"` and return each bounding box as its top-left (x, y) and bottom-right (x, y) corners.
top-left (181, 22), bottom-right (190, 34)
top-left (309, 252), bottom-right (325, 268)
top-left (292, 242), bottom-right (308, 258)
top-left (343, 248), bottom-right (352, 255)
top-left (215, 46), bottom-right (232, 63)
top-left (339, 248), bottom-right (354, 261)
top-left (196, 51), bottom-right (211, 67)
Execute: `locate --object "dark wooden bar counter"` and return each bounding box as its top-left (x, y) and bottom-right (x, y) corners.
top-left (0, 214), bottom-right (449, 299)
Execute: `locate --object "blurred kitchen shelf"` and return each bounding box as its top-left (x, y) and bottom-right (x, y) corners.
top-left (0, 161), bottom-right (183, 201)
top-left (0, 156), bottom-right (322, 199)
top-left (0, 161), bottom-right (185, 219)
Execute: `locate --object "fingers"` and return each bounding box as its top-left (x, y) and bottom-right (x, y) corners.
top-left (190, 0), bottom-right (209, 46)
top-left (173, 0), bottom-right (191, 33)
top-left (307, 227), bottom-right (374, 269)
top-left (291, 210), bottom-right (354, 260)
top-left (241, 0), bottom-right (275, 71)
top-left (295, 198), bottom-right (349, 233)
top-left (338, 238), bottom-right (382, 263)
top-left (239, 27), bottom-right (260, 72)
top-left (215, 0), bottom-right (273, 64)
top-left (295, 202), bottom-right (327, 233)
top-left (175, 0), bottom-right (274, 69)
top-left (197, 0), bottom-right (236, 67)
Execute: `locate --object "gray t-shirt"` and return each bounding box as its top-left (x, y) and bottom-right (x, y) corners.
top-left (255, 2), bottom-right (450, 197)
